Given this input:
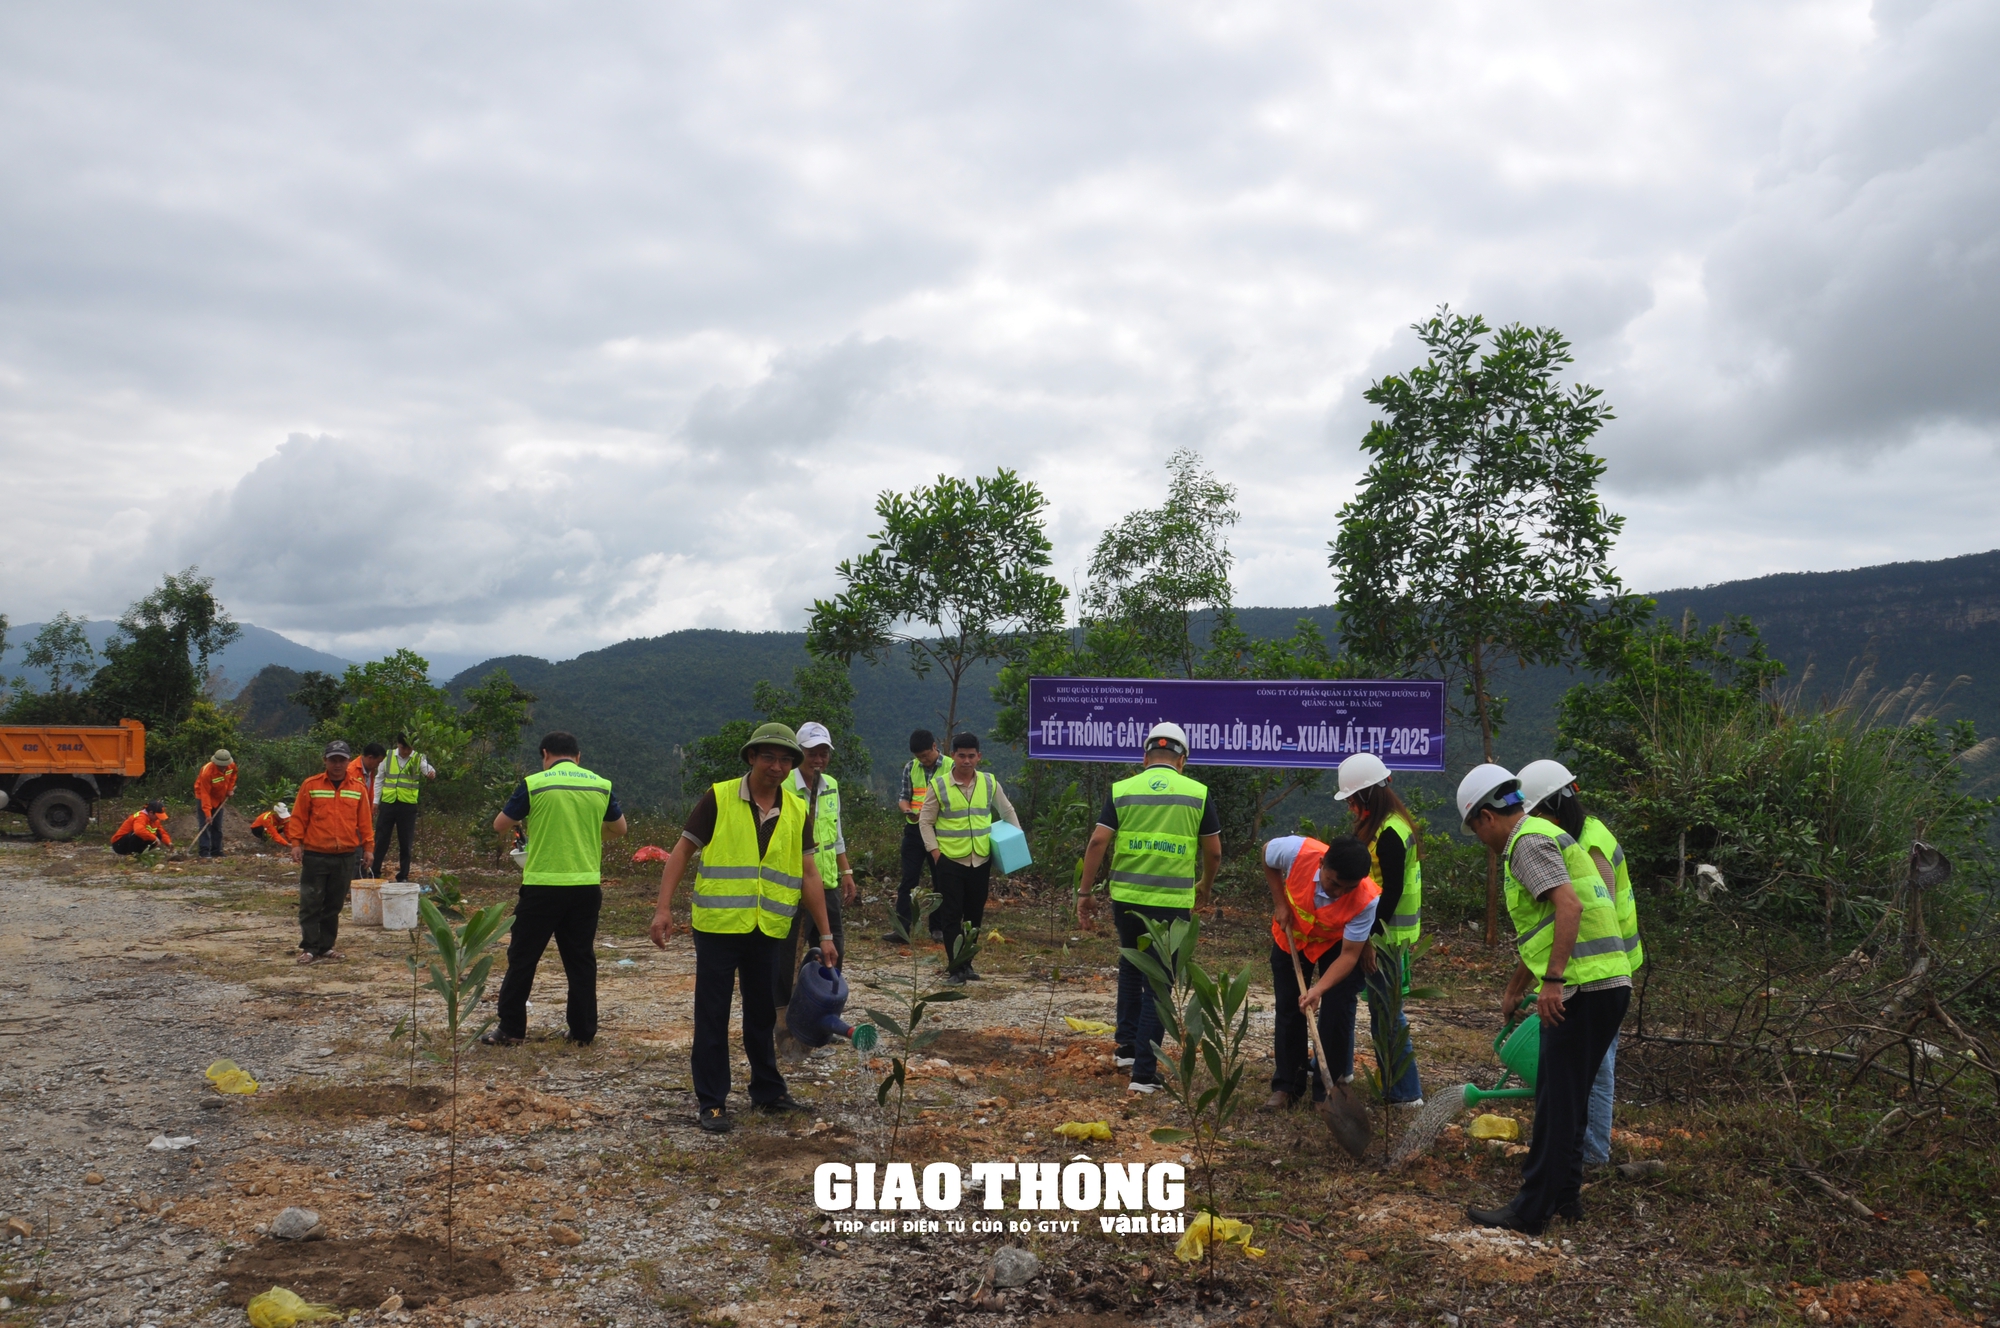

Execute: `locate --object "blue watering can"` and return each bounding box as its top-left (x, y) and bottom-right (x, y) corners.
top-left (787, 959), bottom-right (876, 1049)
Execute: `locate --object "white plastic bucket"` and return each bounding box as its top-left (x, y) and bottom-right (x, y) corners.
top-left (379, 882), bottom-right (421, 931)
top-left (350, 880), bottom-right (384, 925)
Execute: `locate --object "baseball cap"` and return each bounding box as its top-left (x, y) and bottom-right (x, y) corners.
top-left (796, 721), bottom-right (834, 751)
top-left (323, 740), bottom-right (353, 758)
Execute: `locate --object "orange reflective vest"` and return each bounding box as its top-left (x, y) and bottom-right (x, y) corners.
top-left (196, 762), bottom-right (237, 814)
top-left (250, 809), bottom-right (292, 844)
top-left (1270, 838), bottom-right (1381, 963)
top-left (113, 810), bottom-right (172, 847)
top-left (289, 773), bottom-right (374, 854)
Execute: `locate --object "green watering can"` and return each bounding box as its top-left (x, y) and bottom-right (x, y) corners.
top-left (1459, 1010), bottom-right (1541, 1109)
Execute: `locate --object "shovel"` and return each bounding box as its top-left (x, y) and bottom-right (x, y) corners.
top-left (1287, 940), bottom-right (1373, 1159)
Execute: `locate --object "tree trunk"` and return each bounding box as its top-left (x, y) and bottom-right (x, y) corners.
top-left (1469, 643), bottom-right (1501, 946)
top-left (944, 664), bottom-right (964, 742)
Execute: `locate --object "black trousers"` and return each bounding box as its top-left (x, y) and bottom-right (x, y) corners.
top-left (1513, 985), bottom-right (1631, 1227)
top-left (931, 854), bottom-right (990, 972)
top-left (494, 885), bottom-right (601, 1042)
top-left (197, 805), bottom-right (225, 857)
top-left (897, 824), bottom-right (931, 930)
top-left (1269, 943), bottom-right (1364, 1099)
top-left (692, 928), bottom-right (787, 1111)
top-left (111, 834), bottom-right (152, 856)
top-left (372, 803), bottom-right (419, 881)
top-left (1113, 899), bottom-right (1188, 1081)
top-left (298, 851), bottom-right (354, 955)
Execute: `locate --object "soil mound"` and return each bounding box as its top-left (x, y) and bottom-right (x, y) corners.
top-left (219, 1233), bottom-right (511, 1308)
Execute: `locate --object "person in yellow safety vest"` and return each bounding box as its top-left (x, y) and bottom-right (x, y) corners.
top-left (486, 731), bottom-right (627, 1047)
top-left (371, 733), bottom-right (435, 883)
top-left (250, 803), bottom-right (294, 847)
top-left (1518, 758), bottom-right (1640, 1170)
top-left (111, 801), bottom-right (173, 856)
top-left (1458, 764), bottom-right (1631, 1236)
top-left (1077, 722), bottom-right (1221, 1093)
top-left (918, 732), bottom-right (1022, 984)
top-left (1332, 752), bottom-right (1425, 1106)
top-left (194, 749), bottom-right (236, 858)
top-left (774, 721), bottom-right (858, 1050)
top-left (886, 729), bottom-right (944, 942)
top-left (648, 722), bottom-right (838, 1135)
top-left (1261, 835), bottom-right (1381, 1109)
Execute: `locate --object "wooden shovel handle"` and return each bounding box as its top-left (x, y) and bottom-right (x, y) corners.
top-left (1286, 941), bottom-right (1340, 1101)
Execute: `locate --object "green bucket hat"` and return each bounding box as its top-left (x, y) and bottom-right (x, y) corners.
top-left (739, 722), bottom-right (804, 763)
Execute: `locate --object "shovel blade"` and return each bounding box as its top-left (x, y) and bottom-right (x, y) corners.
top-left (1317, 1082), bottom-right (1373, 1159)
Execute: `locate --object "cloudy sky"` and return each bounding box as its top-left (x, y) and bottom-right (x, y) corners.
top-left (2, 0), bottom-right (1995, 667)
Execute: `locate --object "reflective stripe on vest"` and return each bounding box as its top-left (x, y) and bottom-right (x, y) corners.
top-left (520, 762), bottom-right (614, 886)
top-left (693, 779), bottom-right (805, 937)
top-left (791, 770), bottom-right (841, 885)
top-left (904, 758), bottom-right (939, 824)
top-left (381, 750), bottom-right (423, 804)
top-left (1503, 817), bottom-right (1630, 987)
top-left (1269, 838), bottom-right (1382, 963)
top-left (1579, 815), bottom-right (1642, 971)
top-left (933, 773), bottom-right (994, 860)
top-left (1107, 767), bottom-right (1209, 908)
top-left (1370, 811), bottom-right (1424, 945)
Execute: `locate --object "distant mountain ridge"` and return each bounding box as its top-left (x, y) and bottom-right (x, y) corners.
top-left (426, 549), bottom-right (1999, 814)
top-left (5, 619), bottom-right (350, 700)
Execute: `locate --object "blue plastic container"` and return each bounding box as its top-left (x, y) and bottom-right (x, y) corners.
top-left (785, 959), bottom-right (853, 1048)
top-left (988, 821), bottom-right (1032, 875)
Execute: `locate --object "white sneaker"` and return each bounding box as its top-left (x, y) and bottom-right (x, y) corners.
top-left (1113, 1052), bottom-right (1136, 1069)
top-left (1127, 1079), bottom-right (1161, 1095)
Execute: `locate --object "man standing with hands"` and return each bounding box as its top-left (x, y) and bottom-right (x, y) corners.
top-left (918, 732), bottom-right (1021, 983)
top-left (372, 733), bottom-right (437, 883)
top-left (194, 749), bottom-right (236, 858)
top-left (486, 732), bottom-right (625, 1048)
top-left (288, 741), bottom-right (374, 964)
top-left (1077, 722), bottom-right (1221, 1093)
top-left (650, 723), bottom-right (837, 1134)
top-left (1457, 763), bottom-right (1630, 1235)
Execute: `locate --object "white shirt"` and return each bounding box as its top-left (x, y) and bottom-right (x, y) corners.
top-left (1263, 836), bottom-right (1377, 941)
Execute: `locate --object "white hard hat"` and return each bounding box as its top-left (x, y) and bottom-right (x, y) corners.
top-left (1455, 763), bottom-right (1522, 827)
top-left (274, 802), bottom-right (290, 818)
top-left (1516, 759), bottom-right (1577, 813)
top-left (1333, 752), bottom-right (1390, 800)
top-left (1145, 722), bottom-right (1189, 756)
top-left (795, 721), bottom-right (834, 751)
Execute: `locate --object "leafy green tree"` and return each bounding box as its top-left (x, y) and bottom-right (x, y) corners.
top-left (84, 569), bottom-right (241, 732)
top-left (679, 658), bottom-right (870, 797)
top-left (336, 649), bottom-right (467, 767)
top-left (22, 612), bottom-right (97, 693)
top-left (1080, 449), bottom-right (1239, 679)
top-left (808, 469), bottom-right (1067, 739)
top-left (458, 668), bottom-right (537, 762)
top-left (1329, 309), bottom-right (1646, 941)
top-left (287, 670), bottom-right (349, 727)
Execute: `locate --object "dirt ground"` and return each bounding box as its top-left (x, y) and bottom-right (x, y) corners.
top-left (1, 832), bottom-right (1991, 1328)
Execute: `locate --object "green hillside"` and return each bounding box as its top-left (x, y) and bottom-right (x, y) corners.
top-left (322, 548), bottom-right (1998, 816)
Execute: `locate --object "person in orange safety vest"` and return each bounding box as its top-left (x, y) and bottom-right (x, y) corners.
top-left (195, 749), bottom-right (238, 858)
top-left (250, 802), bottom-right (294, 846)
top-left (111, 802), bottom-right (173, 857)
top-left (1261, 834), bottom-right (1381, 1112)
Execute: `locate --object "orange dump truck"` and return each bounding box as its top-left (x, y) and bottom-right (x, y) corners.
top-left (0, 719), bottom-right (147, 840)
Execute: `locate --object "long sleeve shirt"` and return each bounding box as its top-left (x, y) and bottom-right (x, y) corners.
top-left (195, 762), bottom-right (238, 813)
top-left (918, 770), bottom-right (1021, 867)
top-left (289, 772), bottom-right (375, 855)
top-left (112, 811), bottom-right (172, 846)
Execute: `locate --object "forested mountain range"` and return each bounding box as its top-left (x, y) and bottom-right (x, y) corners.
top-left (229, 549), bottom-right (2000, 814)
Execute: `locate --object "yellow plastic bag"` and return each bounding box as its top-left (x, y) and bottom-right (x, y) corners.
top-left (1054, 1121), bottom-right (1112, 1142)
top-left (1063, 1017), bottom-right (1113, 1036)
top-left (1468, 1113), bottom-right (1520, 1141)
top-left (1174, 1213), bottom-right (1265, 1263)
top-left (245, 1287), bottom-right (341, 1328)
top-left (206, 1059), bottom-right (259, 1094)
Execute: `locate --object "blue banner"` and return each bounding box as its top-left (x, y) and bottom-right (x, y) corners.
top-left (1026, 676), bottom-right (1446, 771)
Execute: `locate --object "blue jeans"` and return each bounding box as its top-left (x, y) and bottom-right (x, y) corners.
top-left (1354, 959), bottom-right (1425, 1104)
top-left (1583, 1031), bottom-right (1617, 1164)
top-left (197, 806), bottom-right (224, 857)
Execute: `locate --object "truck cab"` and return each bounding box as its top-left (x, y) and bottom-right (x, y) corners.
top-left (0, 719), bottom-right (147, 840)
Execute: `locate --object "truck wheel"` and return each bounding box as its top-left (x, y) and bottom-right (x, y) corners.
top-left (27, 788), bottom-right (90, 841)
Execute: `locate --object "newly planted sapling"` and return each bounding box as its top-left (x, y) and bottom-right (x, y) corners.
top-left (864, 888), bottom-right (968, 1157)
top-left (413, 896), bottom-right (511, 1259)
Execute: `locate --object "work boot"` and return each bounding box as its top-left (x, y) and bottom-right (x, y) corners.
top-left (1466, 1203), bottom-right (1543, 1236)
top-left (879, 931), bottom-right (904, 943)
top-left (697, 1107), bottom-right (733, 1134)
top-left (1257, 1089), bottom-right (1298, 1113)
top-left (755, 1093), bottom-right (809, 1114)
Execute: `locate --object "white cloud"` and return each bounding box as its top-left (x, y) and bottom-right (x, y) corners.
top-left (0, 0), bottom-right (1994, 655)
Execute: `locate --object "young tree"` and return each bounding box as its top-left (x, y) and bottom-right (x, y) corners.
top-left (1081, 449), bottom-right (1239, 679)
top-left (338, 649), bottom-right (468, 766)
top-left (119, 566), bottom-right (242, 680)
top-left (1329, 309), bottom-right (1645, 942)
top-left (808, 469), bottom-right (1067, 739)
top-left (680, 658), bottom-right (871, 796)
top-left (23, 612), bottom-right (97, 693)
top-left (287, 670), bottom-right (349, 727)
top-left (88, 569), bottom-right (242, 732)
